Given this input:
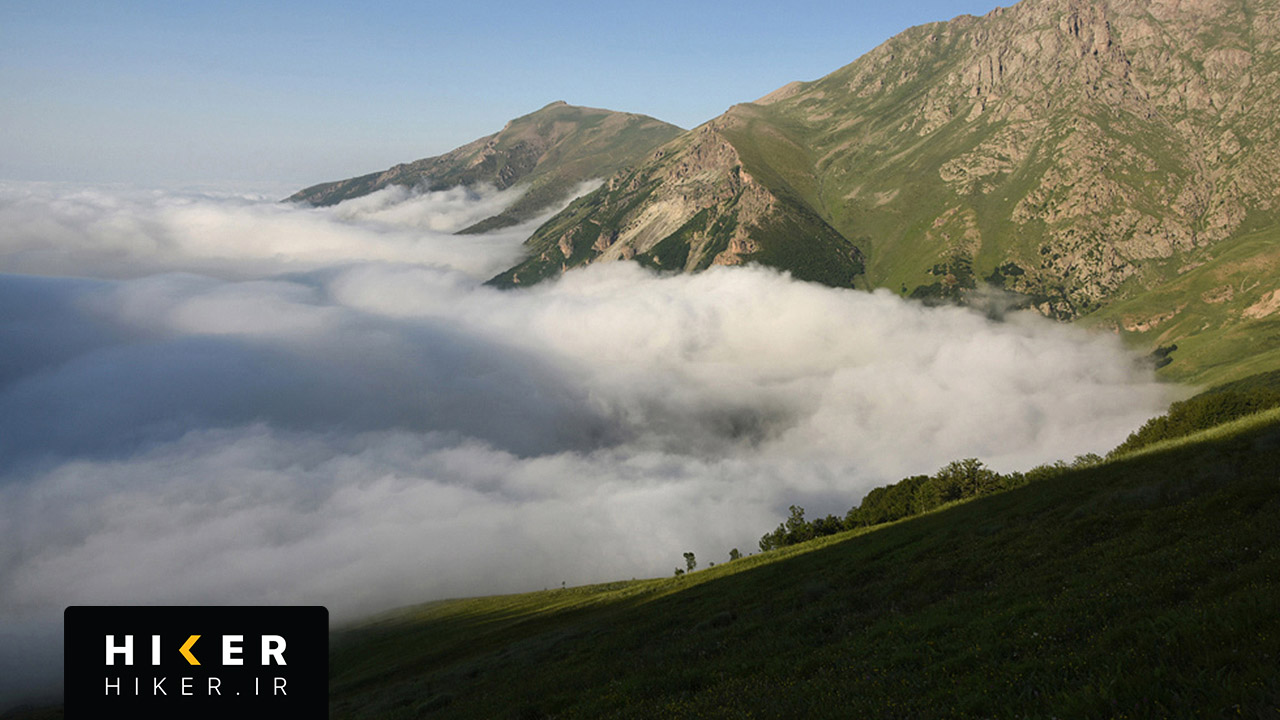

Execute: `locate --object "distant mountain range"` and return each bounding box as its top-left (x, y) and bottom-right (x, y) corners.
top-left (290, 0), bottom-right (1280, 386)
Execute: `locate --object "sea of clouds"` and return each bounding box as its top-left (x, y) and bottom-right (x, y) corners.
top-left (0, 180), bottom-right (1171, 704)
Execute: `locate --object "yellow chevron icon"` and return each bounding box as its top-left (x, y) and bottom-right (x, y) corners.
top-left (179, 634), bottom-right (201, 665)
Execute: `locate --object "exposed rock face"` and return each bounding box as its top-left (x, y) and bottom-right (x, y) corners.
top-left (1244, 289), bottom-right (1280, 319)
top-left (498, 0), bottom-right (1280, 323)
top-left (286, 102), bottom-right (682, 233)
top-left (1122, 307), bottom-right (1183, 333)
top-left (490, 115), bottom-right (863, 288)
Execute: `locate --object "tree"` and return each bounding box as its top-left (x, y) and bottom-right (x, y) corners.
top-left (684, 552), bottom-right (697, 573)
top-left (784, 505), bottom-right (811, 544)
top-left (1072, 453), bottom-right (1103, 468)
top-left (729, 548), bottom-right (741, 562)
top-left (850, 475), bottom-right (928, 527)
top-left (917, 458), bottom-right (1000, 510)
top-left (810, 514), bottom-right (845, 537)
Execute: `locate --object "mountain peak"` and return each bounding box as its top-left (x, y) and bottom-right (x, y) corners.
top-left (286, 104), bottom-right (682, 232)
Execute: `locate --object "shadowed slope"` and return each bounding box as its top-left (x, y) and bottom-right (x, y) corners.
top-left (329, 408), bottom-right (1280, 719)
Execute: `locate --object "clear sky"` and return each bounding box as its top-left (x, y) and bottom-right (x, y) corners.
top-left (1, 0), bottom-right (1005, 190)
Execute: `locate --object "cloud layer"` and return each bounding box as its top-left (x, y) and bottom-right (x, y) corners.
top-left (0, 181), bottom-right (1170, 704)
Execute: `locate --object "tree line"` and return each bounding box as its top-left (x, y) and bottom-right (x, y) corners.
top-left (758, 455), bottom-right (1102, 552)
top-left (1108, 370), bottom-right (1280, 456)
top-left (755, 368), bottom-right (1280, 553)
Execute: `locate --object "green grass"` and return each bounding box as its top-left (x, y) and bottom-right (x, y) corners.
top-left (1080, 224), bottom-right (1280, 387)
top-left (328, 408), bottom-right (1280, 719)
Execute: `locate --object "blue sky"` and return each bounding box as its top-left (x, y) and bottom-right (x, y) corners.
top-left (1, 0), bottom-right (1004, 190)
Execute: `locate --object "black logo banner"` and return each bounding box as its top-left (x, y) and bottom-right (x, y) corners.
top-left (64, 605), bottom-right (327, 719)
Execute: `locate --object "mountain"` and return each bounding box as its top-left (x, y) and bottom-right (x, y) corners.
top-left (487, 117), bottom-right (868, 288)
top-left (492, 0), bottom-right (1280, 383)
top-left (285, 0), bottom-right (1280, 384)
top-left (286, 102), bottom-right (683, 233)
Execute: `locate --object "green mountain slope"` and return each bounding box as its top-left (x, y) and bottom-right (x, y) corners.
top-left (329, 407), bottom-right (1280, 719)
top-left (1080, 223), bottom-right (1280, 386)
top-left (286, 102), bottom-right (683, 233)
top-left (760, 0), bottom-right (1280, 315)
top-left (493, 0), bottom-right (1280, 382)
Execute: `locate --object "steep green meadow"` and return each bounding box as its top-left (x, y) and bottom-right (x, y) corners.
top-left (328, 408), bottom-right (1280, 719)
top-left (1083, 224), bottom-right (1280, 388)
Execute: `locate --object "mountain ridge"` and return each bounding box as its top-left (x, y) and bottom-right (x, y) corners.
top-left (286, 101), bottom-right (683, 233)
top-left (488, 0), bottom-right (1280, 384)
top-left (286, 0), bottom-right (1280, 384)
top-left (509, 0), bottom-right (1280, 301)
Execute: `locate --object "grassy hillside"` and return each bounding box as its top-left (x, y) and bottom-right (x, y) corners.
top-left (1081, 224), bottom-right (1280, 387)
top-left (329, 408), bottom-right (1280, 719)
top-left (12, 366), bottom-right (1278, 720)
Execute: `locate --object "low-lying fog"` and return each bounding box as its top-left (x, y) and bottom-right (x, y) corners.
top-left (0, 180), bottom-right (1170, 704)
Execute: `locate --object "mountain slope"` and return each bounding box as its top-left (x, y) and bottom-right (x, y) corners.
top-left (489, 119), bottom-right (864, 288)
top-left (491, 0), bottom-right (1280, 381)
top-left (766, 0), bottom-right (1280, 318)
top-left (286, 102), bottom-right (683, 233)
top-left (1081, 222), bottom-right (1280, 384)
top-left (328, 406), bottom-right (1280, 718)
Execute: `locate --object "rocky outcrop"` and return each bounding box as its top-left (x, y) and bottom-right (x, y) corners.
top-left (1243, 289), bottom-right (1280, 319)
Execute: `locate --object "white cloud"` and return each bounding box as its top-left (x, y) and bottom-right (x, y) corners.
top-left (326, 182), bottom-right (528, 231)
top-left (0, 181), bottom-right (561, 281)
top-left (0, 182), bottom-right (1171, 705)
